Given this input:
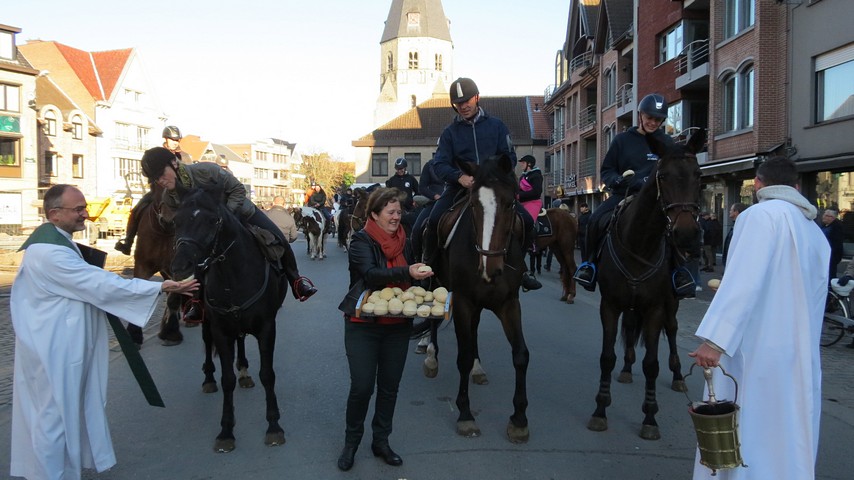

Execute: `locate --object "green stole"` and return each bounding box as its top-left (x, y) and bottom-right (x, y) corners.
top-left (20, 223), bottom-right (165, 407)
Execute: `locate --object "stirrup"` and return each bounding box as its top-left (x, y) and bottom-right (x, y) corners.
top-left (672, 268), bottom-right (696, 298)
top-left (182, 299), bottom-right (204, 325)
top-left (293, 276), bottom-right (316, 302)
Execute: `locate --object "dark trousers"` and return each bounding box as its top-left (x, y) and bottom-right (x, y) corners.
top-left (583, 194), bottom-right (623, 262)
top-left (344, 320), bottom-right (410, 447)
top-left (246, 208), bottom-right (301, 285)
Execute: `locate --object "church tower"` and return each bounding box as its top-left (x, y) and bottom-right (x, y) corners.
top-left (374, 0), bottom-right (453, 127)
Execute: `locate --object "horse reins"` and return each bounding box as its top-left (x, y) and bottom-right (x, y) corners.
top-left (470, 196), bottom-right (518, 258)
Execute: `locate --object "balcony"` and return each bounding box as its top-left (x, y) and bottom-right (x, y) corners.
top-left (570, 52), bottom-right (594, 75)
top-left (578, 105), bottom-right (597, 134)
top-left (675, 39), bottom-right (710, 90)
top-left (615, 83), bottom-right (634, 119)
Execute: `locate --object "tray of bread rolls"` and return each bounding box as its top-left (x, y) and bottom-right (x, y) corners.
top-left (355, 286), bottom-right (452, 321)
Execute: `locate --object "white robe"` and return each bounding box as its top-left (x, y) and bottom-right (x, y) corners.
top-left (10, 231), bottom-right (163, 480)
top-left (692, 192), bottom-right (828, 480)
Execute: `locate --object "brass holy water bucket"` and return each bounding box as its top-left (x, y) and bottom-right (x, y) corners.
top-left (685, 364), bottom-right (747, 476)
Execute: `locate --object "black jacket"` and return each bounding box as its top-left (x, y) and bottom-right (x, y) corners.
top-left (518, 168), bottom-right (543, 203)
top-left (419, 159), bottom-right (444, 200)
top-left (338, 229), bottom-right (414, 316)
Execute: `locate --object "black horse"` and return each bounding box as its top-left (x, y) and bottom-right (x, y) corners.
top-left (171, 187), bottom-right (287, 452)
top-left (587, 129), bottom-right (705, 440)
top-left (421, 153), bottom-right (530, 443)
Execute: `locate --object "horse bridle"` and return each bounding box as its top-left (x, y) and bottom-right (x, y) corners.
top-left (470, 195), bottom-right (518, 258)
top-left (175, 216), bottom-right (234, 273)
top-left (655, 154), bottom-right (700, 243)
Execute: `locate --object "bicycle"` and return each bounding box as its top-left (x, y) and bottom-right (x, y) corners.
top-left (822, 278), bottom-right (854, 347)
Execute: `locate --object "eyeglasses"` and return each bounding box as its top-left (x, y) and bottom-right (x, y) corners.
top-left (54, 205), bottom-right (88, 214)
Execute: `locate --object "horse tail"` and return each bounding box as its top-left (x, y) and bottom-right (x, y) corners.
top-left (620, 311), bottom-right (643, 348)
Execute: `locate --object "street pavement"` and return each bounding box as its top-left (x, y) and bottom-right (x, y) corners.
top-left (0, 237), bottom-right (852, 479)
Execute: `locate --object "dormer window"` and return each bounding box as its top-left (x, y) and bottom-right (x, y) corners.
top-left (0, 30), bottom-right (14, 61)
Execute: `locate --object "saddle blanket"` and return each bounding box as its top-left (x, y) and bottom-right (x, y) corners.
top-left (535, 213), bottom-right (553, 238)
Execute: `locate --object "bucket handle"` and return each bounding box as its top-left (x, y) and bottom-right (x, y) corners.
top-left (683, 364), bottom-right (738, 406)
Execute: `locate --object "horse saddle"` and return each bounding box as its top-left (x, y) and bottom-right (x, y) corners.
top-left (437, 193), bottom-right (470, 249)
top-left (535, 210), bottom-right (553, 238)
top-left (245, 224), bottom-right (285, 264)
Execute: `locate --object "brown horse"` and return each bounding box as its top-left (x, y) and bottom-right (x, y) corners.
top-left (533, 208), bottom-right (578, 303)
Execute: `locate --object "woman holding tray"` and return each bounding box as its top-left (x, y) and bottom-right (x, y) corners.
top-left (336, 187), bottom-right (434, 471)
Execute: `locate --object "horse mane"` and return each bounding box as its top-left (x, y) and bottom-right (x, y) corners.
top-left (466, 154), bottom-right (518, 194)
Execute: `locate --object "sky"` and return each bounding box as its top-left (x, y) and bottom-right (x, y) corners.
top-left (6, 0), bottom-right (571, 161)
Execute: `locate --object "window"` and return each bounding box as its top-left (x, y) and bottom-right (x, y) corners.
top-left (603, 67), bottom-right (616, 106)
top-left (724, 0), bottom-right (754, 39)
top-left (387, 52), bottom-right (393, 72)
top-left (71, 115), bottom-right (83, 140)
top-left (0, 31), bottom-right (13, 60)
top-left (1, 84), bottom-right (20, 112)
top-left (665, 102), bottom-right (683, 136)
top-left (372, 153), bottom-right (388, 176)
top-left (44, 110), bottom-right (57, 136)
top-left (0, 137), bottom-right (20, 166)
top-left (42, 151), bottom-right (57, 178)
top-left (72, 154), bottom-right (83, 178)
top-left (659, 23), bottom-right (684, 64)
top-left (136, 126), bottom-right (149, 151)
top-left (116, 157), bottom-right (142, 179)
top-left (816, 44), bottom-right (854, 122)
top-left (408, 52), bottom-right (418, 69)
top-left (404, 153), bottom-right (421, 176)
top-left (435, 54), bottom-right (443, 71)
top-left (721, 65), bottom-right (754, 132)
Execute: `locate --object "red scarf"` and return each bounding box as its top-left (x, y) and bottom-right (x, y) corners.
top-left (364, 218), bottom-right (408, 270)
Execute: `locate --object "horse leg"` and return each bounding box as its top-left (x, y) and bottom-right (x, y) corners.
top-left (618, 311), bottom-right (638, 384)
top-left (257, 322), bottom-right (285, 447)
top-left (236, 335), bottom-right (255, 389)
top-left (158, 293), bottom-right (183, 346)
top-left (588, 302), bottom-right (620, 432)
top-left (664, 304), bottom-right (686, 392)
top-left (639, 324), bottom-right (662, 441)
top-left (423, 319), bottom-right (439, 378)
top-left (469, 322), bottom-right (488, 385)
top-left (454, 304), bottom-right (481, 438)
top-left (554, 240), bottom-right (576, 304)
top-left (213, 335), bottom-right (238, 452)
top-left (201, 320), bottom-right (218, 393)
top-left (495, 299), bottom-right (529, 443)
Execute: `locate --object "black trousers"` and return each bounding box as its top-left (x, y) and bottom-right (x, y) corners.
top-left (343, 319), bottom-right (410, 447)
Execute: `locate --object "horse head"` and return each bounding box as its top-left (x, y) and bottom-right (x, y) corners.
top-left (170, 187), bottom-right (228, 282)
top-left (350, 188), bottom-right (369, 232)
top-left (460, 153), bottom-right (520, 281)
top-left (647, 128), bottom-right (706, 252)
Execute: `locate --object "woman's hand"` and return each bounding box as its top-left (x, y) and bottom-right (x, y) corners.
top-left (161, 278), bottom-right (200, 296)
top-left (409, 263), bottom-right (435, 280)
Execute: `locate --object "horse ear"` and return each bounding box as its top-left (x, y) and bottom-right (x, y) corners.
top-left (686, 128), bottom-right (707, 155)
top-left (458, 157), bottom-right (478, 177)
top-left (646, 131), bottom-right (669, 159)
top-left (497, 153), bottom-right (513, 173)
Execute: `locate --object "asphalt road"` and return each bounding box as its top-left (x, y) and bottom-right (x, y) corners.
top-left (0, 238), bottom-right (851, 479)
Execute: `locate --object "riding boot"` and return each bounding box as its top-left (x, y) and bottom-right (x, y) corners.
top-left (182, 290), bottom-right (203, 325)
top-left (282, 246), bottom-right (317, 302)
top-left (520, 227), bottom-right (542, 291)
top-left (114, 213), bottom-right (139, 255)
top-left (422, 227), bottom-right (439, 267)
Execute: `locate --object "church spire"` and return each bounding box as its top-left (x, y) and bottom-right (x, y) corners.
top-left (374, 0), bottom-right (454, 127)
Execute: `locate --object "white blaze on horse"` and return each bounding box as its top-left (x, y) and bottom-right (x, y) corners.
top-left (294, 206), bottom-right (327, 260)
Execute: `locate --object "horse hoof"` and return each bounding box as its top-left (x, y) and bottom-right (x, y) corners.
top-left (559, 294), bottom-right (567, 302)
top-left (183, 321), bottom-right (200, 328)
top-left (566, 296), bottom-right (575, 304)
top-left (214, 438), bottom-right (235, 453)
top-left (160, 339), bottom-right (182, 347)
top-left (238, 377), bottom-right (255, 389)
top-left (617, 372), bottom-right (633, 383)
top-left (671, 380), bottom-right (687, 392)
top-left (423, 359), bottom-right (438, 378)
top-left (587, 416), bottom-right (608, 432)
top-left (265, 431), bottom-right (286, 446)
top-left (457, 420), bottom-right (481, 437)
top-left (639, 425), bottom-right (661, 441)
top-left (507, 422), bottom-right (530, 443)
top-left (471, 373), bottom-right (489, 385)
top-left (202, 382), bottom-right (218, 394)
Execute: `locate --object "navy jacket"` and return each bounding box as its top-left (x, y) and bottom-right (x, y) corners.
top-left (432, 109), bottom-right (516, 185)
top-left (601, 127), bottom-right (674, 196)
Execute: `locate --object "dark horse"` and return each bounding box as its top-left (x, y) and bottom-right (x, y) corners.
top-left (423, 153), bottom-right (530, 442)
top-left (533, 208), bottom-right (579, 303)
top-left (124, 183), bottom-right (184, 347)
top-left (587, 129), bottom-right (705, 440)
top-left (171, 187), bottom-right (287, 452)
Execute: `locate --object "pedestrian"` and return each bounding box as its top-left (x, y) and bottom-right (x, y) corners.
top-left (418, 77), bottom-right (541, 291)
top-left (140, 146), bottom-right (317, 302)
top-left (701, 213), bottom-right (722, 272)
top-left (721, 202), bottom-right (747, 267)
top-left (689, 156), bottom-right (828, 480)
top-left (820, 208), bottom-right (844, 281)
top-left (335, 188), bottom-right (434, 471)
top-left (266, 195), bottom-right (299, 243)
top-left (10, 184), bottom-right (198, 480)
top-left (573, 93), bottom-right (694, 296)
top-left (385, 158), bottom-right (419, 211)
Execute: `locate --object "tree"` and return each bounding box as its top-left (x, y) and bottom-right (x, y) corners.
top-left (300, 151), bottom-right (355, 196)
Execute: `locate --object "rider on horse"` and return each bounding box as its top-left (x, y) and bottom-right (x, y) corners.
top-left (418, 77), bottom-right (542, 292)
top-left (140, 147), bottom-right (318, 306)
top-left (306, 184), bottom-right (334, 234)
top-left (518, 155), bottom-right (543, 247)
top-left (572, 93), bottom-right (695, 297)
top-left (115, 125), bottom-right (191, 256)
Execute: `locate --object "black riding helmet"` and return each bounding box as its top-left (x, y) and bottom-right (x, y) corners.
top-left (394, 157), bottom-right (407, 170)
top-left (520, 155), bottom-right (536, 168)
top-left (162, 125), bottom-right (182, 141)
top-left (141, 146), bottom-right (177, 181)
top-left (638, 93), bottom-right (668, 119)
top-left (449, 77), bottom-right (479, 105)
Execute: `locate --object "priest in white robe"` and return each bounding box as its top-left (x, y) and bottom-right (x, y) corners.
top-left (10, 185), bottom-right (197, 480)
top-left (689, 157), bottom-right (828, 480)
